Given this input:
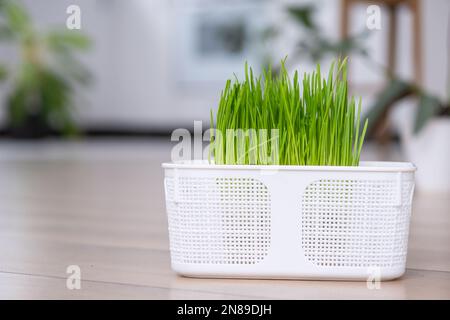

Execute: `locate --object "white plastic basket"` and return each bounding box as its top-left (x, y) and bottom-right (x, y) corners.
top-left (162, 161), bottom-right (416, 280)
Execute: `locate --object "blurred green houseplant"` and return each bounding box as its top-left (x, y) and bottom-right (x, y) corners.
top-left (263, 4), bottom-right (369, 72)
top-left (0, 0), bottom-right (91, 138)
top-left (285, 5), bottom-right (369, 63)
top-left (278, 3), bottom-right (449, 137)
top-left (366, 78), bottom-right (449, 136)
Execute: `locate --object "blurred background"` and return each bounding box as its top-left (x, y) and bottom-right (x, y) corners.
top-left (1, 0), bottom-right (448, 191)
top-left (0, 0), bottom-right (449, 299)
top-left (0, 0), bottom-right (448, 187)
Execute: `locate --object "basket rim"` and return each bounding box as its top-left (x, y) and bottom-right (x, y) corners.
top-left (162, 161), bottom-right (416, 172)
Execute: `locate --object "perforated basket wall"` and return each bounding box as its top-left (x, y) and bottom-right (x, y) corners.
top-left (301, 179), bottom-right (414, 268)
top-left (165, 176), bottom-right (271, 265)
top-left (163, 162), bottom-right (415, 279)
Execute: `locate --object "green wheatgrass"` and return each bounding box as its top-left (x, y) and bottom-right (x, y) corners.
top-left (210, 58), bottom-right (368, 166)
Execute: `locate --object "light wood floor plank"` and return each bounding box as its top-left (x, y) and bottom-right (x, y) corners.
top-left (0, 272), bottom-right (251, 300)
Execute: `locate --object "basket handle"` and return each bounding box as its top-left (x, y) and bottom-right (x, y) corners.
top-left (164, 168), bottom-right (180, 205)
top-left (394, 172), bottom-right (402, 207)
top-left (173, 168), bottom-right (180, 204)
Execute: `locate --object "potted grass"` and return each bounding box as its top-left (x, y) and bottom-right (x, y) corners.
top-left (162, 59), bottom-right (416, 280)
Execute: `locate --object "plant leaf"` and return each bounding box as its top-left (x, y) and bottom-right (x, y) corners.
top-left (0, 64), bottom-right (7, 80)
top-left (0, 24), bottom-right (13, 40)
top-left (287, 6), bottom-right (317, 31)
top-left (4, 1), bottom-right (31, 35)
top-left (46, 30), bottom-right (91, 51)
top-left (414, 94), bottom-right (442, 134)
top-left (365, 79), bottom-right (414, 134)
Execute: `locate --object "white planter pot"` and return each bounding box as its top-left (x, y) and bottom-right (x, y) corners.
top-left (162, 161), bottom-right (416, 280)
top-left (399, 117), bottom-right (450, 193)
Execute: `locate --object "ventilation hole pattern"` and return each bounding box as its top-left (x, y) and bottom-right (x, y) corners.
top-left (165, 177), bottom-right (271, 265)
top-left (302, 179), bottom-right (414, 268)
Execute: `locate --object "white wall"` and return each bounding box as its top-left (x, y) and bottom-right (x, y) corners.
top-left (0, 0), bottom-right (448, 130)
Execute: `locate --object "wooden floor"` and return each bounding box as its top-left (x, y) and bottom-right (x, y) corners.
top-left (0, 140), bottom-right (449, 299)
